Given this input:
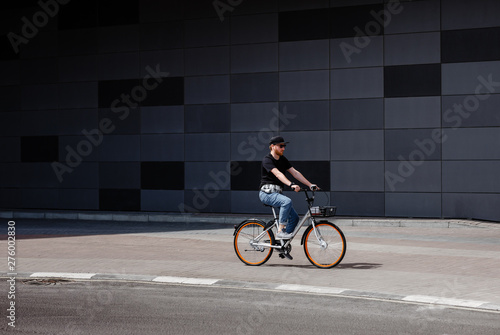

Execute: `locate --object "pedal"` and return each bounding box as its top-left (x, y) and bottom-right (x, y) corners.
top-left (280, 253), bottom-right (293, 260)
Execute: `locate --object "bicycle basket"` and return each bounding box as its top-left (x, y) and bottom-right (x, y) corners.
top-left (310, 206), bottom-right (337, 217)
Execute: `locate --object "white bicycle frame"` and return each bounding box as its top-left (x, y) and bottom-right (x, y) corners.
top-left (250, 206), bottom-right (325, 250)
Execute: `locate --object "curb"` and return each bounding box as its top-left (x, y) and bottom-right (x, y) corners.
top-left (1, 210), bottom-right (496, 229)
top-left (3, 272), bottom-right (499, 313)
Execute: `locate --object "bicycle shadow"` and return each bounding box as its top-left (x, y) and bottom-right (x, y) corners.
top-left (267, 263), bottom-right (382, 270)
top-left (335, 263), bottom-right (382, 270)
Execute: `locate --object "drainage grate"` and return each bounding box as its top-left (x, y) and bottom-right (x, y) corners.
top-left (22, 278), bottom-right (73, 285)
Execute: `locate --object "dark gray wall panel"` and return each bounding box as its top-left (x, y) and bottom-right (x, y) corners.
top-left (442, 95), bottom-right (500, 128)
top-left (442, 27), bottom-right (500, 63)
top-left (185, 76), bottom-right (229, 104)
top-left (281, 101), bottom-right (330, 131)
top-left (21, 58), bottom-right (58, 84)
top-left (141, 162), bottom-right (184, 190)
top-left (384, 32), bottom-right (440, 66)
top-left (58, 29), bottom-right (98, 56)
top-left (331, 36), bottom-right (383, 69)
top-left (443, 193), bottom-right (500, 221)
top-left (280, 40), bottom-right (329, 71)
top-left (140, 21), bottom-right (184, 49)
top-left (185, 134), bottom-right (230, 161)
top-left (385, 129), bottom-right (442, 161)
top-left (279, 9), bottom-right (329, 42)
top-left (280, 70), bottom-right (329, 101)
top-left (332, 130), bottom-right (384, 160)
top-left (99, 135), bottom-right (140, 161)
top-left (331, 98), bottom-right (383, 130)
top-left (232, 73), bottom-right (278, 103)
top-left (142, 190), bottom-right (185, 212)
top-left (0, 61), bottom-right (19, 86)
top-left (97, 52), bottom-right (140, 80)
top-left (332, 192), bottom-right (385, 217)
top-left (384, 64), bottom-right (441, 98)
top-left (185, 162), bottom-right (231, 190)
top-left (185, 47), bottom-right (230, 76)
top-left (442, 128), bottom-right (500, 160)
top-left (21, 189), bottom-right (60, 209)
top-left (385, 161), bottom-right (441, 192)
top-left (99, 189), bottom-right (140, 211)
top-left (98, 108), bottom-right (140, 134)
top-left (140, 50), bottom-right (184, 77)
top-left (59, 55), bottom-right (97, 82)
top-left (140, 134), bottom-right (184, 161)
top-left (99, 162), bottom-right (141, 189)
top-left (0, 86), bottom-right (20, 112)
top-left (186, 104), bottom-right (230, 133)
top-left (184, 18), bottom-right (229, 47)
top-left (231, 14), bottom-right (278, 44)
top-left (331, 67), bottom-right (384, 99)
top-left (182, 190), bottom-right (230, 213)
top-left (98, 25), bottom-right (140, 53)
top-left (443, 161), bottom-right (500, 193)
top-left (442, 0), bottom-right (500, 30)
top-left (330, 4), bottom-right (384, 38)
top-left (332, 161), bottom-right (384, 191)
top-left (231, 103), bottom-right (279, 132)
top-left (386, 193), bottom-right (441, 218)
top-left (59, 189), bottom-right (99, 210)
top-left (279, 0), bottom-right (329, 11)
top-left (442, 61), bottom-right (500, 95)
top-left (233, 0), bottom-right (278, 16)
top-left (56, 163), bottom-right (100, 189)
top-left (21, 84), bottom-right (59, 110)
top-left (0, 137), bottom-right (19, 162)
top-left (59, 82), bottom-right (98, 109)
top-left (231, 43), bottom-right (278, 74)
top-left (384, 0), bottom-right (440, 34)
top-left (59, 135), bottom-right (100, 163)
top-left (385, 97), bottom-right (441, 129)
top-left (141, 106), bottom-right (184, 134)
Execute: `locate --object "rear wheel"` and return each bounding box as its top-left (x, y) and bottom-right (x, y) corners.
top-left (234, 221), bottom-right (274, 266)
top-left (303, 221), bottom-right (346, 269)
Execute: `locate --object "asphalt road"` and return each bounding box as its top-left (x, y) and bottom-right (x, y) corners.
top-left (2, 280), bottom-right (499, 335)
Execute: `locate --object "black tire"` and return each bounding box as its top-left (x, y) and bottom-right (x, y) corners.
top-left (234, 221), bottom-right (275, 266)
top-left (303, 221), bottom-right (346, 269)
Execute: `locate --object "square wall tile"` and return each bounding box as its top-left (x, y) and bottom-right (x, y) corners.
top-left (385, 97), bottom-right (441, 129)
top-left (332, 130), bottom-right (384, 160)
top-left (331, 67), bottom-right (383, 99)
top-left (280, 70), bottom-right (329, 101)
top-left (186, 104), bottom-right (230, 133)
top-left (331, 98), bottom-right (383, 130)
top-left (185, 134), bottom-right (230, 161)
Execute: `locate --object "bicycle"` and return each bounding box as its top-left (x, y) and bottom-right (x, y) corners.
top-left (233, 188), bottom-right (347, 269)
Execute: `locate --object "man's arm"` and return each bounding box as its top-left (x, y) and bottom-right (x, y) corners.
top-left (288, 167), bottom-right (315, 189)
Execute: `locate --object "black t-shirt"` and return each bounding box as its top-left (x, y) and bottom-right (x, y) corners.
top-left (260, 153), bottom-right (292, 188)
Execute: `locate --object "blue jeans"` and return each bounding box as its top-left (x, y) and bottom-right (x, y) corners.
top-left (259, 191), bottom-right (299, 234)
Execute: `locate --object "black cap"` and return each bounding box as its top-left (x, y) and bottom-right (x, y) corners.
top-left (269, 136), bottom-right (289, 145)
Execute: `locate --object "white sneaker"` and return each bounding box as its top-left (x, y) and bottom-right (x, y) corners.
top-left (276, 231), bottom-right (293, 239)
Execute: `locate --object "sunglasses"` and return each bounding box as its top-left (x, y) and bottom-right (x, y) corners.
top-left (277, 144), bottom-right (286, 148)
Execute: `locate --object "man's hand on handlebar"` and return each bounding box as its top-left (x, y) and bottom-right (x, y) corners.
top-left (291, 184), bottom-right (301, 192)
top-left (310, 184), bottom-right (320, 191)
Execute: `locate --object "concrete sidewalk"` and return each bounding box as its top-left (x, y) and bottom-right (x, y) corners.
top-left (1, 216), bottom-right (500, 312)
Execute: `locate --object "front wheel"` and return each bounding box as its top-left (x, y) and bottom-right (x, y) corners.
top-left (303, 221), bottom-right (346, 269)
top-left (234, 221), bottom-right (274, 266)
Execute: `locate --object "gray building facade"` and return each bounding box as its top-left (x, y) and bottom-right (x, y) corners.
top-left (1, 0), bottom-right (500, 221)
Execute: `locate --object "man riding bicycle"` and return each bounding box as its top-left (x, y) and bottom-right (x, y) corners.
top-left (259, 136), bottom-right (319, 240)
